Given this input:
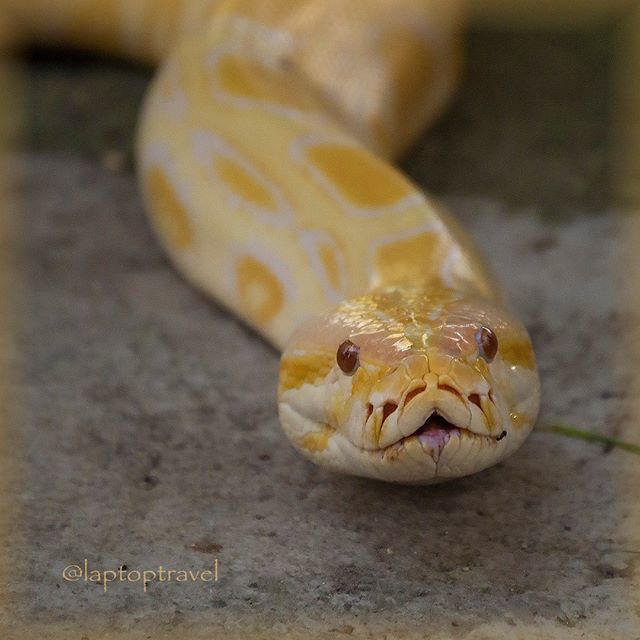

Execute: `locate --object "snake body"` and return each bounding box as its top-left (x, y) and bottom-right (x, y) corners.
top-left (3, 0), bottom-right (541, 483)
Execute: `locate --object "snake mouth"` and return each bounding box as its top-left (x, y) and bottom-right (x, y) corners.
top-left (394, 411), bottom-right (461, 450)
top-left (387, 410), bottom-right (507, 454)
top-left (365, 377), bottom-right (509, 454)
top-left (411, 413), bottom-right (460, 438)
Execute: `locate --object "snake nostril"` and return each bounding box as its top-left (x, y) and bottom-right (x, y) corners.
top-left (438, 383), bottom-right (461, 397)
top-left (404, 385), bottom-right (426, 405)
top-left (468, 393), bottom-right (482, 409)
top-left (381, 402), bottom-right (398, 425)
top-left (365, 403), bottom-right (374, 422)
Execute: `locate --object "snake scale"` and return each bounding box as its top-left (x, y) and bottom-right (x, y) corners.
top-left (2, 0), bottom-right (540, 483)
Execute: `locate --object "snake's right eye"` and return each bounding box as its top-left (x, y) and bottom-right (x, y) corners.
top-left (476, 326), bottom-right (498, 362)
top-left (337, 340), bottom-right (360, 375)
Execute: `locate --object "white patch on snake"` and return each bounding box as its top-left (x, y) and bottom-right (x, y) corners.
top-left (299, 230), bottom-right (347, 303)
top-left (153, 58), bottom-right (189, 119)
top-left (440, 243), bottom-right (477, 290)
top-left (226, 15), bottom-right (294, 55)
top-left (191, 129), bottom-right (294, 228)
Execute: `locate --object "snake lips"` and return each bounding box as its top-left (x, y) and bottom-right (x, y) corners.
top-left (279, 288), bottom-right (540, 484)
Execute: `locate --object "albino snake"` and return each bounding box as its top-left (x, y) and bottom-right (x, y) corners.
top-left (2, 0), bottom-right (541, 483)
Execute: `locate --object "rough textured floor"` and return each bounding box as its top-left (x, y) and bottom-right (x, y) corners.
top-left (3, 25), bottom-right (640, 639)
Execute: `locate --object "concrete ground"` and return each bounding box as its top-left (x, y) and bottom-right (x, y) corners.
top-left (3, 23), bottom-right (640, 639)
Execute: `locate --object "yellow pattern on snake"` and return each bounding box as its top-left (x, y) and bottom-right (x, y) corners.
top-left (3, 0), bottom-right (540, 483)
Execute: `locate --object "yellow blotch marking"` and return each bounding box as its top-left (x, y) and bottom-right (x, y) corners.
top-left (305, 144), bottom-right (414, 208)
top-left (298, 425), bottom-right (333, 453)
top-left (318, 243), bottom-right (341, 290)
top-left (215, 156), bottom-right (278, 211)
top-left (279, 352), bottom-right (334, 391)
top-left (236, 256), bottom-right (285, 324)
top-left (374, 231), bottom-right (443, 285)
top-left (145, 167), bottom-right (193, 249)
top-left (216, 55), bottom-right (314, 111)
top-left (499, 337), bottom-right (536, 370)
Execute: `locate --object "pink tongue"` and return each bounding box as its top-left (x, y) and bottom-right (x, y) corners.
top-left (415, 414), bottom-right (459, 451)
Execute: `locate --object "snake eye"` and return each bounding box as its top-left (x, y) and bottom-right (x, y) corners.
top-left (337, 340), bottom-right (360, 375)
top-left (476, 326), bottom-right (498, 362)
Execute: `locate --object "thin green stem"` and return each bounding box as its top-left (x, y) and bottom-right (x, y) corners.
top-left (538, 424), bottom-right (640, 455)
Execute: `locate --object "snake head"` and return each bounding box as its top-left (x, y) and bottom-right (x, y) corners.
top-left (278, 286), bottom-right (540, 484)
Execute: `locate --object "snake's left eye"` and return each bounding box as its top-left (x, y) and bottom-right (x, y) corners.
top-left (337, 340), bottom-right (360, 375)
top-left (476, 326), bottom-right (498, 362)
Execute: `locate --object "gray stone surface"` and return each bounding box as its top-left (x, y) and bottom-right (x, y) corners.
top-left (4, 24), bottom-right (640, 639)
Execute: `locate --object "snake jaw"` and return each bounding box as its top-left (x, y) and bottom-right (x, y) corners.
top-left (278, 358), bottom-right (534, 483)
